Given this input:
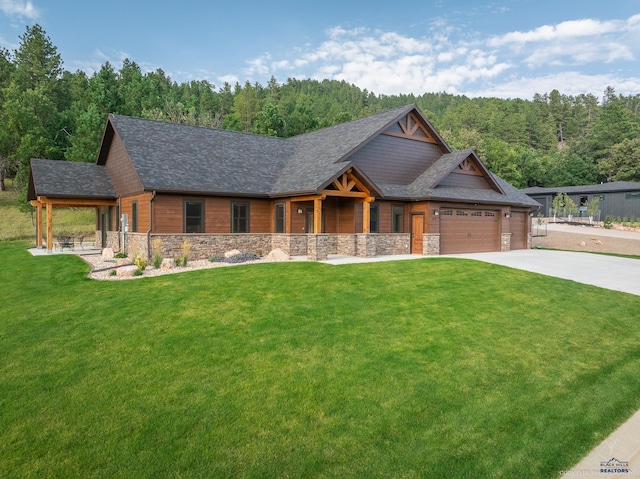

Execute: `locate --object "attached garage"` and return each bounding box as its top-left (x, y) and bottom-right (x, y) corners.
top-left (439, 208), bottom-right (500, 254)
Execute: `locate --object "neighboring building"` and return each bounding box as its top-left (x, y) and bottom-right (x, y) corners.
top-left (522, 182), bottom-right (640, 220)
top-left (28, 104), bottom-right (538, 260)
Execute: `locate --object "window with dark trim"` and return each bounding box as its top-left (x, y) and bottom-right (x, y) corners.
top-left (131, 201), bottom-right (138, 232)
top-left (392, 205), bottom-right (404, 233)
top-left (232, 202), bottom-right (249, 233)
top-left (275, 203), bottom-right (285, 233)
top-left (370, 204), bottom-right (379, 233)
top-left (184, 200), bottom-right (204, 233)
top-left (115, 205), bottom-right (120, 231)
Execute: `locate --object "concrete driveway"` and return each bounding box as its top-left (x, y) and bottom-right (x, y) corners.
top-left (444, 249), bottom-right (640, 296)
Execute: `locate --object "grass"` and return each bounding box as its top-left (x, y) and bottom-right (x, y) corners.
top-left (0, 182), bottom-right (94, 241)
top-left (1, 241), bottom-right (640, 478)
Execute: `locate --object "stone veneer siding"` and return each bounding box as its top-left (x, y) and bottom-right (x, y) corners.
top-left (94, 232), bottom-right (415, 261)
top-left (373, 234), bottom-right (411, 255)
top-left (424, 234), bottom-right (440, 255)
top-left (501, 233), bottom-right (511, 252)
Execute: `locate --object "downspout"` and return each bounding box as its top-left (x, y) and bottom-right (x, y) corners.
top-left (147, 191), bottom-right (156, 261)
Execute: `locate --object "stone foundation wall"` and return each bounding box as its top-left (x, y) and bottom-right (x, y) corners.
top-left (307, 234), bottom-right (329, 261)
top-left (270, 234), bottom-right (308, 256)
top-left (374, 234), bottom-right (411, 255)
top-left (151, 234), bottom-right (274, 260)
top-left (93, 231), bottom-right (416, 261)
top-left (336, 235), bottom-right (357, 255)
top-left (424, 234), bottom-right (440, 255)
top-left (501, 233), bottom-right (511, 252)
top-left (356, 234), bottom-right (376, 258)
top-left (126, 233), bottom-right (149, 258)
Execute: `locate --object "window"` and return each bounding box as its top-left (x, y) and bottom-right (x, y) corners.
top-left (184, 200), bottom-right (204, 233)
top-left (115, 205), bottom-right (120, 231)
top-left (131, 201), bottom-right (138, 232)
top-left (275, 203), bottom-right (285, 233)
top-left (580, 196), bottom-right (588, 206)
top-left (370, 204), bottom-right (379, 233)
top-left (626, 193), bottom-right (640, 200)
top-left (232, 202), bottom-right (249, 233)
top-left (392, 205), bottom-right (404, 233)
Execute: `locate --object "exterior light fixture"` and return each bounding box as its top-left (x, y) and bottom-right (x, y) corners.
top-left (297, 208), bottom-right (303, 214)
top-left (434, 210), bottom-right (439, 216)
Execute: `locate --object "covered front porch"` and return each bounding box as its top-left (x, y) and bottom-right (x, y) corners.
top-left (30, 196), bottom-right (116, 253)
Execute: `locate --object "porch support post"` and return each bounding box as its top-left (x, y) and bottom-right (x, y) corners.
top-left (361, 197), bottom-right (375, 234)
top-left (46, 200), bottom-right (53, 253)
top-left (313, 197), bottom-right (322, 234)
top-left (31, 201), bottom-right (43, 248)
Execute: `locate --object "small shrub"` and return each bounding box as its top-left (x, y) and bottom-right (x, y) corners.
top-left (133, 269), bottom-right (143, 276)
top-left (115, 252), bottom-right (127, 259)
top-left (603, 216), bottom-right (613, 229)
top-left (209, 256), bottom-right (224, 263)
top-left (175, 257), bottom-right (183, 267)
top-left (181, 240), bottom-right (190, 267)
top-left (134, 255), bottom-right (147, 271)
top-left (109, 269), bottom-right (117, 276)
top-left (152, 239), bottom-right (163, 269)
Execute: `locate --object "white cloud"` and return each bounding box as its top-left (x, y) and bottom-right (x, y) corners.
top-left (0, 0), bottom-right (38, 19)
top-left (230, 13), bottom-right (640, 99)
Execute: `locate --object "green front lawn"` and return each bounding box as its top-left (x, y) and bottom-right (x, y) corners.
top-left (1, 241), bottom-right (639, 478)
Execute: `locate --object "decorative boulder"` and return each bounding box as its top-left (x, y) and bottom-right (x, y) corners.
top-left (161, 258), bottom-right (175, 269)
top-left (266, 248), bottom-right (290, 262)
top-left (224, 249), bottom-right (241, 258)
top-left (579, 241), bottom-right (587, 247)
top-left (117, 265), bottom-right (139, 277)
top-left (101, 247), bottom-right (114, 260)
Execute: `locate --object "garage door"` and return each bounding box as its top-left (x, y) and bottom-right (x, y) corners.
top-left (440, 209), bottom-right (499, 254)
top-left (510, 212), bottom-right (527, 250)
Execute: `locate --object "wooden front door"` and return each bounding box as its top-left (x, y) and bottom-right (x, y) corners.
top-left (411, 214), bottom-right (424, 254)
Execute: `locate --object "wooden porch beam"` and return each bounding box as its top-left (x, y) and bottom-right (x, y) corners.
top-left (323, 190), bottom-right (369, 198)
top-left (290, 194), bottom-right (326, 203)
top-left (37, 196), bottom-right (116, 207)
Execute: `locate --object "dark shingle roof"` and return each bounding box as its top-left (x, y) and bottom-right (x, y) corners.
top-left (109, 115), bottom-right (292, 195)
top-left (29, 105), bottom-right (538, 209)
top-left (521, 181), bottom-right (640, 195)
top-left (29, 158), bottom-right (115, 200)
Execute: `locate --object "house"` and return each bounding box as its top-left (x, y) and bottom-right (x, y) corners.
top-left (522, 182), bottom-right (640, 220)
top-left (28, 104), bottom-right (539, 260)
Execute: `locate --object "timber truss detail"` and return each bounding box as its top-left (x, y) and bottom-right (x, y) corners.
top-left (382, 112), bottom-right (439, 143)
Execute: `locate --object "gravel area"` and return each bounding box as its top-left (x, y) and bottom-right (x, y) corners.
top-left (532, 223), bottom-right (640, 255)
top-left (84, 255), bottom-right (271, 281)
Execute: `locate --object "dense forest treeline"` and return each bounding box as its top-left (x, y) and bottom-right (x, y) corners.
top-left (1, 25), bottom-right (640, 203)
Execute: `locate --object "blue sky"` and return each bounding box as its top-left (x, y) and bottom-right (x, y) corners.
top-left (1, 0), bottom-right (639, 100)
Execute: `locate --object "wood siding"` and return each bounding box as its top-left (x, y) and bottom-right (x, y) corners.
top-left (347, 134), bottom-right (446, 185)
top-left (438, 171), bottom-right (493, 189)
top-left (121, 193), bottom-right (152, 233)
top-left (105, 134), bottom-right (143, 196)
top-left (153, 194), bottom-right (272, 234)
